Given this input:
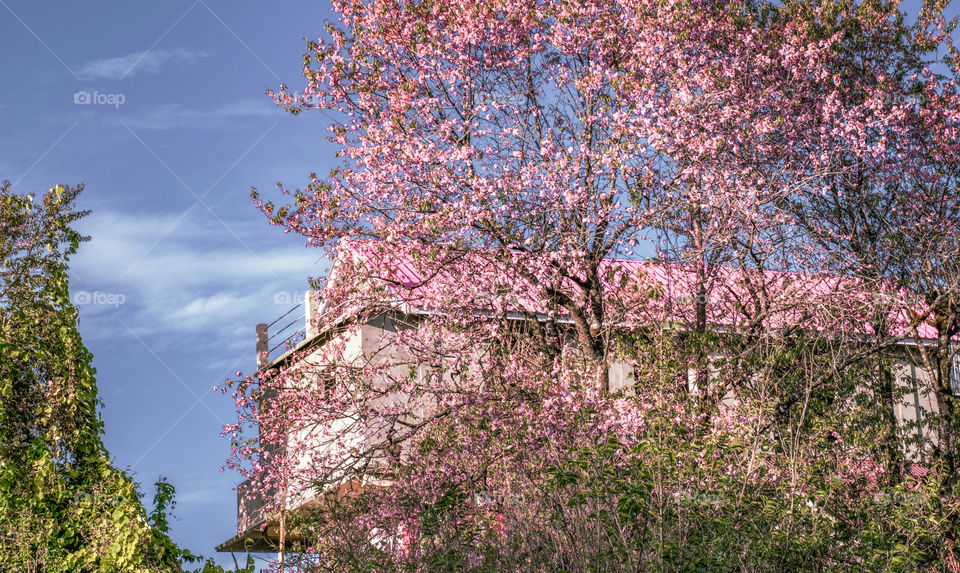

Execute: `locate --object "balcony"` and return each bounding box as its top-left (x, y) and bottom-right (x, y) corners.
top-left (255, 291), bottom-right (322, 370)
top-left (214, 477), bottom-right (276, 552)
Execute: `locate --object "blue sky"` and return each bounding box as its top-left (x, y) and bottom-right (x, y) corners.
top-left (2, 0), bottom-right (956, 569)
top-left (2, 0), bottom-right (341, 566)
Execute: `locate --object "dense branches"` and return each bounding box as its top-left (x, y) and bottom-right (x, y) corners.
top-left (229, 0), bottom-right (960, 570)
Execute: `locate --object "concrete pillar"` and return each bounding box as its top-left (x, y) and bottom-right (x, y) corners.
top-left (305, 291), bottom-right (319, 340)
top-left (256, 323), bottom-right (268, 370)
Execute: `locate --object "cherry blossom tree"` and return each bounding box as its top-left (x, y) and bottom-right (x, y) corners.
top-left (784, 0), bottom-right (960, 486)
top-left (226, 0), bottom-right (960, 569)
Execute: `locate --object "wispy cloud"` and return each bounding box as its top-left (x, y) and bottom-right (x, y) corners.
top-left (70, 210), bottom-right (326, 355)
top-left (116, 100), bottom-right (277, 130)
top-left (76, 48), bottom-right (208, 80)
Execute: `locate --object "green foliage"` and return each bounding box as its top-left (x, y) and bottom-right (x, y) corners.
top-left (0, 182), bottom-right (247, 572)
top-left (541, 398), bottom-right (960, 572)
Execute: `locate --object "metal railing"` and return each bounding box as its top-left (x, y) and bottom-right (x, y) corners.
top-left (268, 300), bottom-right (306, 357)
top-left (256, 291), bottom-right (318, 370)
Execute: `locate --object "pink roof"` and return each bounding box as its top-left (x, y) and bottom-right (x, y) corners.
top-left (327, 239), bottom-right (941, 341)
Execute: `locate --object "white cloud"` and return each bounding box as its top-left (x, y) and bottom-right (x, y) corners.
top-left (76, 49), bottom-right (208, 80)
top-left (70, 209), bottom-right (328, 353)
top-left (116, 100), bottom-right (278, 130)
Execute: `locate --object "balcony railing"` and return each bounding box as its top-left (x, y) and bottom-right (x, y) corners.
top-left (256, 291), bottom-right (320, 370)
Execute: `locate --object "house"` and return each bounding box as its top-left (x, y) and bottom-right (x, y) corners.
top-left (216, 240), bottom-right (960, 554)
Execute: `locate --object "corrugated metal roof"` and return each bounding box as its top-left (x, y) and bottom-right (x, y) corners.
top-left (332, 239), bottom-right (942, 340)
